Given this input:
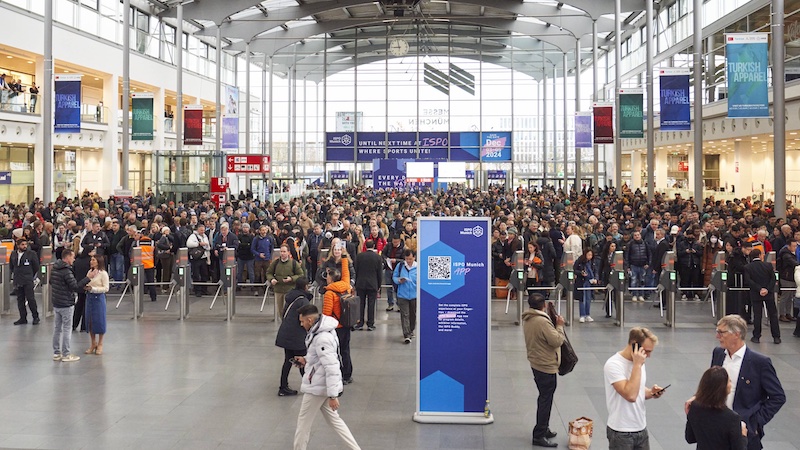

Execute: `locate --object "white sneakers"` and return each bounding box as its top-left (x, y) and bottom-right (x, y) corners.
top-left (586, 316), bottom-right (594, 322)
top-left (579, 316), bottom-right (594, 323)
top-left (61, 354), bottom-right (80, 362)
top-left (52, 354), bottom-right (61, 361)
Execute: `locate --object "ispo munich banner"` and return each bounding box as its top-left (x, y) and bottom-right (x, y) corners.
top-left (184, 105), bottom-right (203, 146)
top-left (131, 93), bottom-right (154, 140)
top-left (54, 74), bottom-right (82, 133)
top-left (593, 103), bottom-right (614, 144)
top-left (726, 33), bottom-right (769, 118)
top-left (659, 68), bottom-right (691, 131)
top-left (414, 217), bottom-right (492, 424)
top-left (575, 112), bottom-right (592, 148)
top-left (325, 131), bottom-right (511, 162)
top-left (222, 85), bottom-right (239, 149)
top-left (619, 89), bottom-right (644, 139)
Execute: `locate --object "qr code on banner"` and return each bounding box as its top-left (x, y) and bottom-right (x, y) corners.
top-left (428, 256), bottom-right (451, 280)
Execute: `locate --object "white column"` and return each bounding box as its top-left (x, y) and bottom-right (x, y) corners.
top-left (153, 87), bottom-right (166, 151)
top-left (631, 150), bottom-right (642, 190)
top-left (687, 144), bottom-right (698, 195)
top-left (655, 147), bottom-right (668, 191)
top-left (34, 55), bottom-right (45, 200)
top-left (103, 72), bottom-right (120, 193)
top-left (734, 140), bottom-right (752, 197)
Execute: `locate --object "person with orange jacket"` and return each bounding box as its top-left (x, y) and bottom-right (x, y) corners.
top-left (134, 229), bottom-right (157, 302)
top-left (322, 256), bottom-right (353, 385)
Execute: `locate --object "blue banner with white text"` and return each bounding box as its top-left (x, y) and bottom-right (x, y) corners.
top-left (417, 218), bottom-right (490, 420)
top-left (54, 75), bottom-right (81, 133)
top-left (325, 131), bottom-right (510, 162)
top-left (575, 113), bottom-right (592, 148)
top-left (659, 71), bottom-right (691, 131)
top-left (726, 34), bottom-right (769, 118)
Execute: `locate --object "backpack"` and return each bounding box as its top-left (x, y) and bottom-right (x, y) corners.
top-left (334, 292), bottom-right (361, 328)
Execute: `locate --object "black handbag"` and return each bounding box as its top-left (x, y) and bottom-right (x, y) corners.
top-left (559, 332), bottom-right (579, 376)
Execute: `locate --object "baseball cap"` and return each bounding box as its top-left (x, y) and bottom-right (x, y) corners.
top-left (670, 225), bottom-right (679, 235)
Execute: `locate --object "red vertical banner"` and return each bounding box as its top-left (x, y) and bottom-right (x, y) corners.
top-left (593, 103), bottom-right (614, 145)
top-left (184, 105), bottom-right (203, 146)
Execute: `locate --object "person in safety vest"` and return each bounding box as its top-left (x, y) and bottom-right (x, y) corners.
top-left (133, 228), bottom-right (157, 302)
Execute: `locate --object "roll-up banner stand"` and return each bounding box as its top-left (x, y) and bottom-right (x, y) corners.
top-left (414, 217), bottom-right (492, 425)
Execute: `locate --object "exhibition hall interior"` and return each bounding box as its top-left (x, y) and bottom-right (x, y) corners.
top-left (1, 0), bottom-right (800, 449)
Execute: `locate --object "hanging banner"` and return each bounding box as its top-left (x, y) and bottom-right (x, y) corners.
top-left (415, 217), bottom-right (492, 425)
top-left (325, 131), bottom-right (508, 162)
top-left (222, 85), bottom-right (239, 149)
top-left (373, 158), bottom-right (408, 190)
top-left (659, 68), bottom-right (691, 131)
top-left (183, 105), bottom-right (203, 146)
top-left (593, 102), bottom-right (614, 144)
top-left (131, 93), bottom-right (154, 140)
top-left (619, 89), bottom-right (644, 139)
top-left (480, 132), bottom-right (512, 161)
top-left (575, 112), bottom-right (592, 148)
top-left (54, 74), bottom-right (82, 133)
top-left (726, 33), bottom-right (769, 118)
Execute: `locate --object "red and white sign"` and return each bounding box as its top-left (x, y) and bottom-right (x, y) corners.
top-left (678, 161), bottom-right (689, 172)
top-left (211, 177), bottom-right (228, 193)
top-left (225, 154), bottom-right (271, 173)
top-left (211, 193), bottom-right (227, 209)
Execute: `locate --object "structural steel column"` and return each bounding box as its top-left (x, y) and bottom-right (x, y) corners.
top-left (773, 0), bottom-right (787, 218)
top-left (122, 0), bottom-right (130, 190)
top-left (245, 44), bottom-right (251, 155)
top-left (575, 39), bottom-right (581, 192)
top-left (614, 0), bottom-right (622, 190)
top-left (563, 53), bottom-right (569, 192)
top-left (43, 0), bottom-right (53, 203)
top-left (592, 21), bottom-right (599, 190)
top-left (261, 60), bottom-right (267, 196)
top-left (216, 28), bottom-right (222, 161)
top-left (268, 57), bottom-right (274, 190)
top-left (176, 3), bottom-right (183, 153)
top-left (543, 71), bottom-right (548, 186)
top-left (693, 0), bottom-right (703, 203)
top-left (646, 0), bottom-right (655, 199)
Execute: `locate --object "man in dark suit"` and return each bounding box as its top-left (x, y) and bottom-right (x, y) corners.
top-left (353, 240), bottom-right (383, 331)
top-left (650, 228), bottom-right (671, 308)
top-left (10, 238), bottom-right (40, 325)
top-left (743, 249), bottom-right (780, 343)
top-left (693, 315), bottom-right (785, 450)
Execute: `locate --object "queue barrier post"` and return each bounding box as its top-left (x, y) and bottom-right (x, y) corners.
top-left (131, 247), bottom-right (144, 320)
top-left (609, 251), bottom-right (625, 327)
top-left (37, 246), bottom-right (53, 318)
top-left (0, 245), bottom-right (10, 315)
top-left (560, 252), bottom-right (575, 326)
top-left (224, 248), bottom-right (236, 320)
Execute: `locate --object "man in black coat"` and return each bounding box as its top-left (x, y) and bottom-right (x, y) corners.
top-left (274, 277), bottom-right (311, 396)
top-left (11, 238), bottom-right (40, 325)
top-left (743, 248), bottom-right (780, 344)
top-left (354, 240), bottom-right (384, 330)
top-left (650, 228), bottom-right (671, 308)
top-left (728, 240), bottom-right (753, 320)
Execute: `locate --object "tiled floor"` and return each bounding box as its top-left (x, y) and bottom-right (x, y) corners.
top-left (0, 293), bottom-right (798, 449)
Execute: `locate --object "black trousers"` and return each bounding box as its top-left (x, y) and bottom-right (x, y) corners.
top-left (73, 293), bottom-right (86, 331)
top-left (751, 292), bottom-right (780, 339)
top-left (16, 282), bottom-right (38, 321)
top-left (532, 368), bottom-right (557, 440)
top-left (144, 267), bottom-right (157, 301)
top-left (357, 288), bottom-right (377, 327)
top-left (678, 264), bottom-right (702, 294)
top-left (280, 348), bottom-right (306, 389)
top-left (191, 259), bottom-right (209, 295)
top-left (336, 326), bottom-right (352, 380)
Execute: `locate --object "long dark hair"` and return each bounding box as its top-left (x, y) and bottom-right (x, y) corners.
top-left (693, 366), bottom-right (729, 410)
top-left (92, 254), bottom-right (106, 272)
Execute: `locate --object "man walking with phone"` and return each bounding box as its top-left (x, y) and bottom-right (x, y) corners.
top-left (604, 327), bottom-right (666, 449)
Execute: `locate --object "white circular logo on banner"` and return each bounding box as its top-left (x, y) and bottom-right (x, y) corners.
top-left (341, 134), bottom-right (352, 146)
top-left (472, 226), bottom-right (484, 238)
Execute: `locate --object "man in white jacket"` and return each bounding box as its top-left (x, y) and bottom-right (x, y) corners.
top-left (293, 304), bottom-right (360, 450)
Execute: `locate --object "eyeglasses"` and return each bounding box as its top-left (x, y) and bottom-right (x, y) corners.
top-left (715, 329), bottom-right (732, 336)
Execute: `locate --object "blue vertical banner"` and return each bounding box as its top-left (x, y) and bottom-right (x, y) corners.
top-left (373, 159), bottom-right (408, 190)
top-left (222, 85), bottom-right (239, 149)
top-left (659, 68), bottom-right (691, 131)
top-left (415, 217), bottom-right (492, 424)
top-left (726, 33), bottom-right (769, 118)
top-left (575, 112), bottom-right (592, 148)
top-left (54, 74), bottom-right (82, 133)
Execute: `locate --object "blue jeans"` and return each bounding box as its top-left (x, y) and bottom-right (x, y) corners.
top-left (630, 265), bottom-right (646, 298)
top-left (109, 253), bottom-right (125, 283)
top-left (238, 258), bottom-right (255, 284)
top-left (384, 269), bottom-right (396, 306)
top-left (578, 287), bottom-right (592, 317)
top-left (53, 306), bottom-right (74, 356)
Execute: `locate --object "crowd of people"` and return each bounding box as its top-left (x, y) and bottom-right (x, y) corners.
top-left (3, 182), bottom-right (799, 448)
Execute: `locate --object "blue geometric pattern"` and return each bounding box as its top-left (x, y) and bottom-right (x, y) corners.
top-left (420, 370), bottom-right (465, 412)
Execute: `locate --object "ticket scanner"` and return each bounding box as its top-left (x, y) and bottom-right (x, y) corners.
top-left (709, 251), bottom-right (728, 317)
top-left (560, 252), bottom-right (576, 325)
top-left (130, 247), bottom-right (144, 319)
top-left (660, 251), bottom-right (677, 327)
top-left (171, 248), bottom-right (189, 320)
top-left (608, 251), bottom-right (625, 327)
top-left (0, 244), bottom-right (11, 315)
top-left (223, 248), bottom-right (236, 320)
top-left (506, 250), bottom-right (525, 325)
top-left (39, 246), bottom-right (53, 317)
